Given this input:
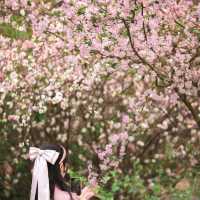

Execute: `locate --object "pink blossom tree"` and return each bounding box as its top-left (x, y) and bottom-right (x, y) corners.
top-left (0, 0), bottom-right (200, 198)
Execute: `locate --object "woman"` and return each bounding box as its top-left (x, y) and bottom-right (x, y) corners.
top-left (29, 143), bottom-right (97, 200)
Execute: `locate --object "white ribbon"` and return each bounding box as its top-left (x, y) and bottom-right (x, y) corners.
top-left (29, 147), bottom-right (60, 200)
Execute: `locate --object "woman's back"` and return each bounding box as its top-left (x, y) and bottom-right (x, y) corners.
top-left (54, 185), bottom-right (97, 200)
top-left (54, 186), bottom-right (79, 200)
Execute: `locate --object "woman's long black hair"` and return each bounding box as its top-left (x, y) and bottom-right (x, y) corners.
top-left (31, 143), bottom-right (77, 200)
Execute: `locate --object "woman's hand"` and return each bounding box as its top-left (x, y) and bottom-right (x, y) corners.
top-left (80, 184), bottom-right (98, 200)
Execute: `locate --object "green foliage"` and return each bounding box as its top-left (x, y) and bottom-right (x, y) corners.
top-left (0, 23), bottom-right (32, 40)
top-left (165, 142), bottom-right (174, 160)
top-left (10, 14), bottom-right (25, 25)
top-left (0, 140), bottom-right (9, 164)
top-left (69, 143), bottom-right (90, 169)
top-left (97, 162), bottom-right (146, 199)
top-left (170, 189), bottom-right (193, 200)
top-left (97, 188), bottom-right (114, 200)
top-left (10, 160), bottom-right (31, 200)
top-left (93, 122), bottom-right (103, 138)
top-left (77, 6), bottom-right (87, 15)
top-left (68, 169), bottom-right (87, 186)
top-left (34, 112), bottom-right (46, 122)
top-left (94, 160), bottom-right (200, 200)
top-left (0, 136), bottom-right (30, 200)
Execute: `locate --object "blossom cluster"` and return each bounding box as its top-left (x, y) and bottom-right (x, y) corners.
top-left (0, 0), bottom-right (200, 195)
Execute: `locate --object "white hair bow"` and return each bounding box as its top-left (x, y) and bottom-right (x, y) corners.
top-left (29, 147), bottom-right (60, 200)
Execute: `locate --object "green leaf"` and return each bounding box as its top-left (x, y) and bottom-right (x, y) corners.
top-left (112, 182), bottom-right (120, 192)
top-left (98, 187), bottom-right (114, 200)
top-left (0, 119), bottom-right (7, 125)
top-left (121, 28), bottom-right (128, 37)
top-left (77, 6), bottom-right (86, 15)
top-left (68, 169), bottom-right (87, 183)
top-left (34, 112), bottom-right (45, 122)
top-left (152, 184), bottom-right (161, 195)
top-left (101, 175), bottom-right (111, 184)
top-left (93, 123), bottom-right (102, 138)
top-left (10, 14), bottom-right (25, 25)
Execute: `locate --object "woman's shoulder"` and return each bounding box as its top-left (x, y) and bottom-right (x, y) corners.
top-left (54, 185), bottom-right (80, 200)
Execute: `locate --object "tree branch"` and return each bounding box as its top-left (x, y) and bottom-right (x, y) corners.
top-left (175, 88), bottom-right (200, 129)
top-left (121, 18), bottom-right (167, 81)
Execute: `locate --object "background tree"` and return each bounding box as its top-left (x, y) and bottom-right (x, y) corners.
top-left (0, 0), bottom-right (200, 199)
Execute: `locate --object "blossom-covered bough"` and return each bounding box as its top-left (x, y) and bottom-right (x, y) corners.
top-left (0, 0), bottom-right (200, 198)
